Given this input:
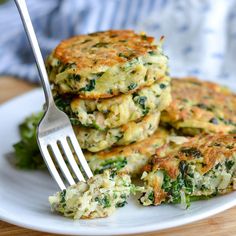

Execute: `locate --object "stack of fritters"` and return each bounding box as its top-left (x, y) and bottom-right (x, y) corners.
top-left (46, 30), bottom-right (171, 175)
top-left (47, 29), bottom-right (236, 207)
top-left (48, 76), bottom-right (236, 218)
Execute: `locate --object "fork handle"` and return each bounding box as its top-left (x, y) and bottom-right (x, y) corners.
top-left (14, 0), bottom-right (54, 107)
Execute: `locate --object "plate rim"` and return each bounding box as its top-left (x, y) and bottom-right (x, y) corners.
top-left (1, 198), bottom-right (236, 235)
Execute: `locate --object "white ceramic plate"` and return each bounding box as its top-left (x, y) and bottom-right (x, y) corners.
top-left (1, 88), bottom-right (236, 235)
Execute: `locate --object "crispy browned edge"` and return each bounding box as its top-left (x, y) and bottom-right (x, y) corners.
top-left (85, 128), bottom-right (168, 160)
top-left (142, 133), bottom-right (236, 205)
top-left (53, 30), bottom-right (156, 73)
top-left (145, 133), bottom-right (236, 178)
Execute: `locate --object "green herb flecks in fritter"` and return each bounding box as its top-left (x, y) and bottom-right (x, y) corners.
top-left (161, 77), bottom-right (236, 135)
top-left (86, 128), bottom-right (170, 177)
top-left (47, 30), bottom-right (168, 99)
top-left (70, 76), bottom-right (171, 130)
top-left (140, 134), bottom-right (236, 207)
top-left (49, 170), bottom-right (136, 219)
top-left (74, 112), bottom-right (160, 152)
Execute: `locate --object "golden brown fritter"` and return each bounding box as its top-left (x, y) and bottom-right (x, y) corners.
top-left (74, 111), bottom-right (160, 152)
top-left (151, 134), bottom-right (236, 177)
top-left (140, 133), bottom-right (236, 206)
top-left (70, 75), bottom-right (171, 130)
top-left (54, 30), bottom-right (156, 72)
top-left (161, 77), bottom-right (236, 135)
top-left (86, 128), bottom-right (170, 177)
top-left (47, 30), bottom-right (168, 99)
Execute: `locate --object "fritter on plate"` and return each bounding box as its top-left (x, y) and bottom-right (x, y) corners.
top-left (140, 133), bottom-right (236, 207)
top-left (47, 30), bottom-right (168, 99)
top-left (69, 75), bottom-right (171, 130)
top-left (55, 77), bottom-right (171, 130)
top-left (161, 77), bottom-right (236, 135)
top-left (85, 128), bottom-right (176, 177)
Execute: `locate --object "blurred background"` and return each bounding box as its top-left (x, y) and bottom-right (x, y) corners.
top-left (0, 0), bottom-right (236, 88)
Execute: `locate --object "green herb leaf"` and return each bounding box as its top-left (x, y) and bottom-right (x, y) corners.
top-left (68, 74), bottom-right (81, 81)
top-left (148, 191), bottom-right (154, 202)
top-left (180, 147), bottom-right (202, 158)
top-left (148, 51), bottom-right (157, 56)
top-left (95, 195), bottom-right (111, 208)
top-left (225, 160), bottom-right (235, 171)
top-left (134, 95), bottom-right (147, 110)
top-left (79, 79), bottom-right (96, 92)
top-left (115, 201), bottom-right (127, 208)
top-left (94, 157), bottom-right (127, 175)
top-left (92, 42), bottom-right (109, 48)
top-left (160, 83), bottom-right (166, 89)
top-left (128, 83), bottom-right (137, 91)
top-left (60, 189), bottom-right (67, 204)
top-left (13, 112), bottom-right (45, 169)
top-left (54, 95), bottom-right (73, 114)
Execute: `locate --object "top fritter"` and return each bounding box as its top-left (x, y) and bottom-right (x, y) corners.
top-left (46, 30), bottom-right (168, 99)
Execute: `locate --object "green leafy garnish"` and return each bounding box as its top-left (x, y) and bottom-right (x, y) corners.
top-left (148, 191), bottom-right (154, 202)
top-left (133, 95), bottom-right (149, 115)
top-left (141, 34), bottom-right (147, 40)
top-left (195, 103), bottom-right (213, 111)
top-left (148, 51), bottom-right (157, 56)
top-left (69, 118), bottom-right (81, 126)
top-left (60, 63), bottom-right (76, 73)
top-left (13, 112), bottom-right (45, 169)
top-left (122, 58), bottom-right (139, 71)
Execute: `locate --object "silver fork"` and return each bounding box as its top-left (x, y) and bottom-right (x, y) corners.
top-left (15, 0), bottom-right (93, 190)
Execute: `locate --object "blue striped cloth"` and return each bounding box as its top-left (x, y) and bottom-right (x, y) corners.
top-left (0, 0), bottom-right (236, 89)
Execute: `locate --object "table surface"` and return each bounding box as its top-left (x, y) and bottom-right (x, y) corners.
top-left (1, 76), bottom-right (236, 236)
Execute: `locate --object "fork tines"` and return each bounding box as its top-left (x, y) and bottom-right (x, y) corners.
top-left (38, 126), bottom-right (93, 190)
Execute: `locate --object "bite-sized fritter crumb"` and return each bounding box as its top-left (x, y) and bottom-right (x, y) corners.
top-left (49, 170), bottom-right (134, 219)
